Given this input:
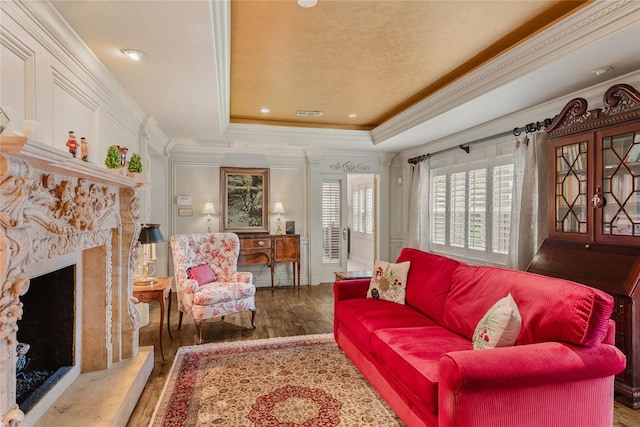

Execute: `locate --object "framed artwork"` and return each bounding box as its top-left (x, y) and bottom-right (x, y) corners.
top-left (220, 167), bottom-right (269, 233)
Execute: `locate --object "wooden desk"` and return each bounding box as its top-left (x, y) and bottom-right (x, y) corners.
top-left (133, 277), bottom-right (172, 361)
top-left (238, 234), bottom-right (301, 287)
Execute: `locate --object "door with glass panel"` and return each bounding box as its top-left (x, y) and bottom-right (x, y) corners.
top-left (595, 123), bottom-right (640, 245)
top-left (550, 134), bottom-right (593, 242)
top-left (549, 122), bottom-right (640, 246)
top-left (319, 177), bottom-right (348, 283)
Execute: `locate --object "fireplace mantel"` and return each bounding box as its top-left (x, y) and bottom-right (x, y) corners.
top-left (0, 136), bottom-right (146, 426)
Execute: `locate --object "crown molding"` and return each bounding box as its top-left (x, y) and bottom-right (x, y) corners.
top-left (398, 70), bottom-right (640, 163)
top-left (372, 0), bottom-right (640, 145)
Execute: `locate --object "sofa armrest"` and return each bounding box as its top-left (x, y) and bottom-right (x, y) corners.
top-left (333, 279), bottom-right (370, 302)
top-left (438, 342), bottom-right (626, 426)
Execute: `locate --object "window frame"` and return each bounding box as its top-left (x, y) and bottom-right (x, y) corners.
top-left (429, 153), bottom-right (513, 265)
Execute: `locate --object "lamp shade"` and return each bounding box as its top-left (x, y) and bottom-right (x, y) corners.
top-left (202, 201), bottom-right (216, 215)
top-left (138, 224), bottom-right (165, 244)
top-left (273, 202), bottom-right (285, 214)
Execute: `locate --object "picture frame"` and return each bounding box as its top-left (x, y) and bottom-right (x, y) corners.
top-left (220, 167), bottom-right (269, 233)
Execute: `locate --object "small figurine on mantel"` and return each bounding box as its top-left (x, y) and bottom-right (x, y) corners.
top-left (80, 137), bottom-right (89, 161)
top-left (117, 145), bottom-right (128, 167)
top-left (66, 131), bottom-right (78, 157)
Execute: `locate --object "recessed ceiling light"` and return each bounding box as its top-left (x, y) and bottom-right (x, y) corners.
top-left (261, 108), bottom-right (270, 114)
top-left (122, 49), bottom-right (146, 61)
top-left (591, 66), bottom-right (613, 76)
top-left (297, 0), bottom-right (317, 8)
top-left (348, 113), bottom-right (357, 118)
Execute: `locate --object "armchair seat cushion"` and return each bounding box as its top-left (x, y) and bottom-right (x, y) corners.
top-left (193, 282), bottom-right (256, 306)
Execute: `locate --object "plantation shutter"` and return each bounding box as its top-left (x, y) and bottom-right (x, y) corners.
top-left (492, 164), bottom-right (514, 254)
top-left (450, 172), bottom-right (466, 248)
top-left (468, 168), bottom-right (487, 250)
top-left (322, 181), bottom-right (341, 263)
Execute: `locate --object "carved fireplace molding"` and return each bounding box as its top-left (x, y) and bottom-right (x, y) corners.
top-left (0, 136), bottom-right (142, 426)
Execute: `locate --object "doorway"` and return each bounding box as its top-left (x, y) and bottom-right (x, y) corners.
top-left (316, 173), bottom-right (378, 283)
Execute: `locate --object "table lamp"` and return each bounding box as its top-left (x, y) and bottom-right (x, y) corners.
top-left (137, 223), bottom-right (165, 285)
top-left (273, 201), bottom-right (285, 235)
top-left (202, 201), bottom-right (216, 233)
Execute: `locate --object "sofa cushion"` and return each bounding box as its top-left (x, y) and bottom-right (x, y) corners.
top-left (472, 293), bottom-right (522, 349)
top-left (370, 327), bottom-right (472, 415)
top-left (442, 265), bottom-right (614, 346)
top-left (367, 260), bottom-right (411, 304)
top-left (335, 299), bottom-right (438, 351)
top-left (397, 248), bottom-right (464, 323)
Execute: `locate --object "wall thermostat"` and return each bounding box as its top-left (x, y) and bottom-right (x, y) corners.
top-left (176, 195), bottom-right (192, 206)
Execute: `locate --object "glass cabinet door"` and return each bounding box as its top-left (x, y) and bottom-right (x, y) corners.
top-left (601, 130), bottom-right (640, 237)
top-left (554, 141), bottom-right (588, 234)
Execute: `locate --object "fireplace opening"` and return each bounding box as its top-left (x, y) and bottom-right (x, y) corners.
top-left (16, 265), bottom-right (75, 413)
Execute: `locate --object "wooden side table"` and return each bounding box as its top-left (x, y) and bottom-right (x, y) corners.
top-left (334, 270), bottom-right (372, 281)
top-left (133, 276), bottom-right (173, 361)
top-left (274, 234), bottom-right (301, 286)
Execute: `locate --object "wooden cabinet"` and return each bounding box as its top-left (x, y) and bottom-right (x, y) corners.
top-left (528, 83), bottom-right (640, 408)
top-left (237, 233), bottom-right (301, 287)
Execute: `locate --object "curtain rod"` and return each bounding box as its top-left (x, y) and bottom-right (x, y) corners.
top-left (407, 116), bottom-right (555, 165)
top-left (512, 117), bottom-right (554, 136)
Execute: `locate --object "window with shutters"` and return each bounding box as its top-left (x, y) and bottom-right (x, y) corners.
top-left (322, 181), bottom-right (341, 263)
top-left (351, 185), bottom-right (373, 234)
top-left (430, 158), bottom-right (513, 264)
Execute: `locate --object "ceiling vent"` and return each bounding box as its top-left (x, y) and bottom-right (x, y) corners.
top-left (297, 110), bottom-right (323, 117)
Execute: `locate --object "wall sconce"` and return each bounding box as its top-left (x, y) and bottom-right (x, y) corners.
top-left (137, 224), bottom-right (165, 285)
top-left (273, 201), bottom-right (285, 235)
top-left (202, 201), bottom-right (216, 233)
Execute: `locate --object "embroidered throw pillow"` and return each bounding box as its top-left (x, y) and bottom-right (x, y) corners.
top-left (367, 260), bottom-right (411, 304)
top-left (472, 293), bottom-right (522, 350)
top-left (187, 264), bottom-right (215, 286)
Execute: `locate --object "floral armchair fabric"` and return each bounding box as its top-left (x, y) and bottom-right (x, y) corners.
top-left (170, 233), bottom-right (256, 343)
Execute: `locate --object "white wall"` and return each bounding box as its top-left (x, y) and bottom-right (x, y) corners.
top-left (0, 0), bottom-right (170, 277)
top-left (167, 148), bottom-right (308, 287)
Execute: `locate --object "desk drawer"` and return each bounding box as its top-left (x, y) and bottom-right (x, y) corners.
top-left (241, 238), bottom-right (272, 249)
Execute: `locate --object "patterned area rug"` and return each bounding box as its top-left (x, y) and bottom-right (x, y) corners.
top-left (150, 334), bottom-right (404, 426)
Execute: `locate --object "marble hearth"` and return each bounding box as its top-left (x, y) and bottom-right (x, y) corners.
top-left (0, 136), bottom-right (151, 426)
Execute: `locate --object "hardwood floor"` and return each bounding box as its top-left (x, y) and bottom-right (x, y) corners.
top-left (126, 283), bottom-right (640, 426)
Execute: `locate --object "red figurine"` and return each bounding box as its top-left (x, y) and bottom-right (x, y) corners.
top-left (66, 131), bottom-right (78, 157)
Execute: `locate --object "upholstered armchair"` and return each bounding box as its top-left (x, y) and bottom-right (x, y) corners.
top-left (170, 233), bottom-right (256, 343)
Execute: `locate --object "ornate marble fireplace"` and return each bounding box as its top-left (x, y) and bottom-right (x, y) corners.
top-left (0, 136), bottom-right (144, 426)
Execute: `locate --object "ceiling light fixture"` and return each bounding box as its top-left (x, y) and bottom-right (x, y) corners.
top-left (591, 66), bottom-right (613, 76)
top-left (348, 113), bottom-right (357, 118)
top-left (122, 49), bottom-right (146, 61)
top-left (261, 108), bottom-right (270, 114)
top-left (297, 0), bottom-right (317, 8)
top-left (297, 110), bottom-right (323, 117)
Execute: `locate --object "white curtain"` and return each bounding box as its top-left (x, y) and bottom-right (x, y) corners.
top-left (507, 132), bottom-right (549, 270)
top-left (407, 161), bottom-right (431, 251)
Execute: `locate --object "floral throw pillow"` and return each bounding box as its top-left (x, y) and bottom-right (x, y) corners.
top-left (366, 260), bottom-right (411, 304)
top-left (472, 293), bottom-right (522, 350)
top-left (187, 264), bottom-right (215, 286)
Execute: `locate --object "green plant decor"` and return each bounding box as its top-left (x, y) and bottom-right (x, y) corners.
top-left (128, 153), bottom-right (142, 173)
top-left (105, 145), bottom-right (121, 169)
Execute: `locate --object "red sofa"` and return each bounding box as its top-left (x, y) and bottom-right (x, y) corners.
top-left (333, 248), bottom-right (626, 427)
